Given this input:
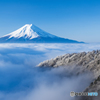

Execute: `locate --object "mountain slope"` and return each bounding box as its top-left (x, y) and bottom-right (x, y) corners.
top-left (37, 50), bottom-right (100, 78)
top-left (0, 24), bottom-right (83, 43)
top-left (38, 50), bottom-right (100, 100)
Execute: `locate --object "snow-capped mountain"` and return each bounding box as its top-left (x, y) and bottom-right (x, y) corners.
top-left (0, 24), bottom-right (83, 43)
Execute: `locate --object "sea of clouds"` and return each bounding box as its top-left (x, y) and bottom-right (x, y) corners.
top-left (0, 43), bottom-right (100, 100)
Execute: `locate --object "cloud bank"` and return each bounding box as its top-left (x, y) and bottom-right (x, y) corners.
top-left (0, 43), bottom-right (99, 100)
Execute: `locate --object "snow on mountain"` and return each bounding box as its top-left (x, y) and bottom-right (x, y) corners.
top-left (3, 24), bottom-right (56, 40)
top-left (0, 24), bottom-right (83, 43)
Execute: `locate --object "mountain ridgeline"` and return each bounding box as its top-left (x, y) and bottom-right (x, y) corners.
top-left (0, 24), bottom-right (83, 43)
top-left (38, 50), bottom-right (100, 100)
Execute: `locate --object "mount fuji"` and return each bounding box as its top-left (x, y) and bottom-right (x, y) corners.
top-left (0, 24), bottom-right (83, 43)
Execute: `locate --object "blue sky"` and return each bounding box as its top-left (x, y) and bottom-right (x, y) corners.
top-left (0, 0), bottom-right (100, 42)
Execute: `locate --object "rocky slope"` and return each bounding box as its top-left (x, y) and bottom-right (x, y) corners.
top-left (38, 50), bottom-right (100, 100)
top-left (79, 75), bottom-right (100, 100)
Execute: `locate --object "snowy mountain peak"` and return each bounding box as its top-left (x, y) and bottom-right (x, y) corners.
top-left (3, 24), bottom-right (56, 40)
top-left (0, 24), bottom-right (83, 43)
top-left (4, 24), bottom-right (39, 39)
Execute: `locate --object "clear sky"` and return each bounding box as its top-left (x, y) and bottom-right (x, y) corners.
top-left (0, 0), bottom-right (100, 42)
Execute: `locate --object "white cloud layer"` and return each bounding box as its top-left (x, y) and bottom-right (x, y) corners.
top-left (0, 43), bottom-right (99, 100)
